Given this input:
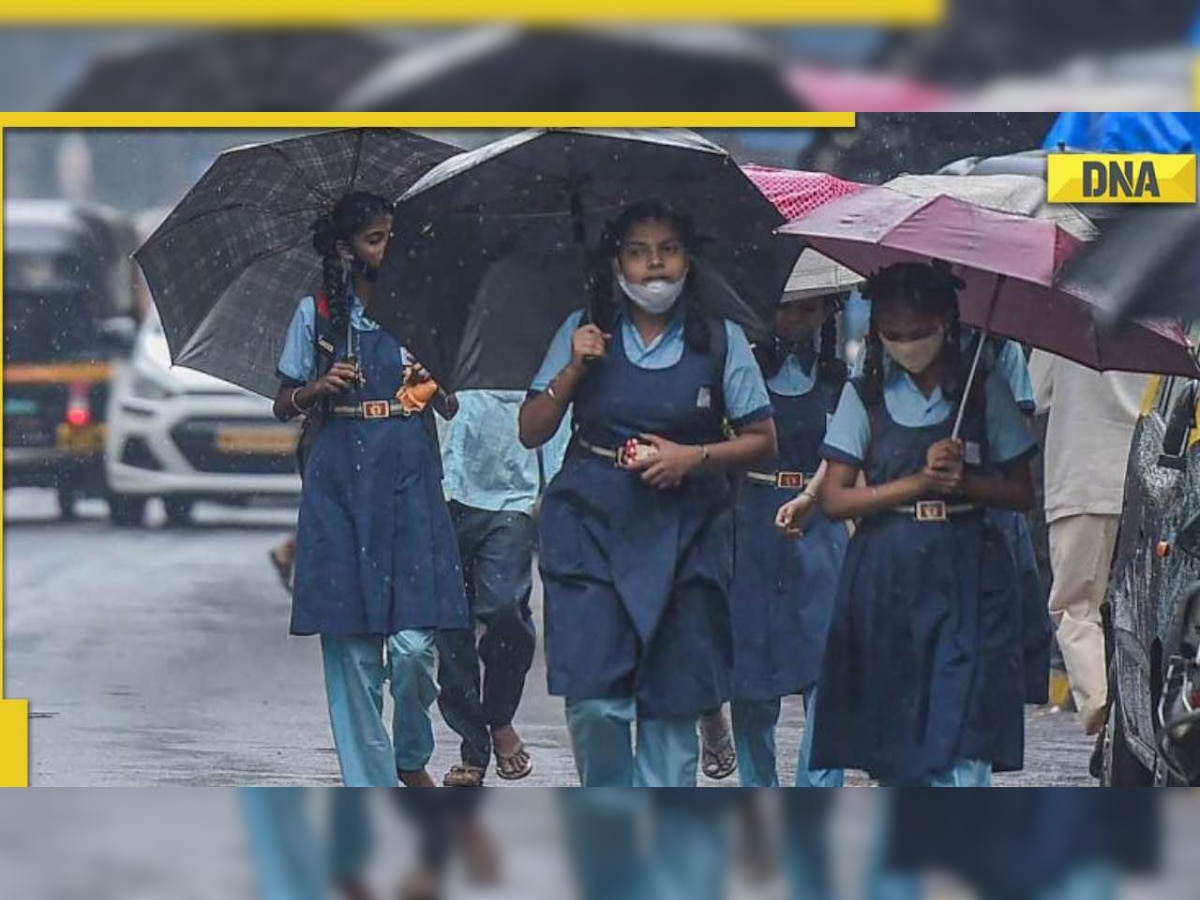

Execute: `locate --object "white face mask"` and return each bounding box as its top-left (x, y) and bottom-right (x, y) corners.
top-left (617, 270), bottom-right (687, 315)
top-left (881, 327), bottom-right (945, 375)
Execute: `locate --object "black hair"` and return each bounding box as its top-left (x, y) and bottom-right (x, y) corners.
top-left (860, 261), bottom-right (976, 415)
top-left (754, 293), bottom-right (848, 399)
top-left (586, 200), bottom-right (714, 354)
top-left (310, 190), bottom-right (394, 331)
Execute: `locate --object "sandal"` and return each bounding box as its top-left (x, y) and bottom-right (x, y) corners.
top-left (268, 545), bottom-right (294, 593)
top-left (442, 764), bottom-right (486, 787)
top-left (701, 714), bottom-right (737, 781)
top-left (494, 741), bottom-right (534, 781)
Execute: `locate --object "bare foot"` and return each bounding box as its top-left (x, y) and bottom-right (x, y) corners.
top-left (397, 869), bottom-right (441, 900)
top-left (398, 768), bottom-right (437, 788)
top-left (490, 724), bottom-right (521, 758)
top-left (456, 818), bottom-right (502, 886)
top-left (337, 877), bottom-right (375, 900)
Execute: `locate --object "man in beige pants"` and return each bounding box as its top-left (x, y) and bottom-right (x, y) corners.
top-left (1030, 351), bottom-right (1149, 735)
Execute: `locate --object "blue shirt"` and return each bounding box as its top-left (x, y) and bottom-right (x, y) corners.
top-left (530, 308), bottom-right (772, 427)
top-left (440, 389), bottom-right (571, 514)
top-left (823, 364), bottom-right (1036, 468)
top-left (276, 292), bottom-right (402, 385)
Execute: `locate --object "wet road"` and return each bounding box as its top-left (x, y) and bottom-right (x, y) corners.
top-left (6, 489), bottom-right (1097, 787)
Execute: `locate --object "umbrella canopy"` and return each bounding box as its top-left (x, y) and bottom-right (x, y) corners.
top-left (341, 25), bottom-right (800, 112)
top-left (58, 29), bottom-right (397, 111)
top-left (371, 128), bottom-right (798, 391)
top-left (134, 128), bottom-right (458, 397)
top-left (1058, 205), bottom-right (1200, 325)
top-left (739, 164), bottom-right (868, 302)
top-left (884, 172), bottom-right (1097, 241)
top-left (777, 186), bottom-right (1199, 380)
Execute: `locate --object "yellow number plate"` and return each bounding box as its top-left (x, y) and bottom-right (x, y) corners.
top-left (55, 424), bottom-right (105, 453)
top-left (215, 426), bottom-right (297, 454)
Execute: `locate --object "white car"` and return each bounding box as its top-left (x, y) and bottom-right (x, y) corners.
top-left (104, 312), bottom-right (301, 526)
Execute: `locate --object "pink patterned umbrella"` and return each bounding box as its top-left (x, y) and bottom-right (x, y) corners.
top-left (778, 185), bottom-right (1198, 433)
top-left (740, 164), bottom-right (865, 221)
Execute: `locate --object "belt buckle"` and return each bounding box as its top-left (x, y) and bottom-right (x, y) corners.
top-left (776, 471), bottom-right (805, 490)
top-left (361, 400), bottom-right (390, 420)
top-left (915, 500), bottom-right (948, 522)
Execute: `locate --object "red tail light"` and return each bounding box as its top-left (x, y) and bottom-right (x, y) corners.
top-left (65, 381), bottom-right (92, 428)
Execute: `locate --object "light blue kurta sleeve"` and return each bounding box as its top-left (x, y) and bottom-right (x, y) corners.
top-left (983, 369), bottom-right (1038, 465)
top-left (991, 339), bottom-right (1035, 412)
top-left (529, 309), bottom-right (585, 394)
top-left (821, 381), bottom-right (871, 466)
top-left (722, 320), bottom-right (772, 426)
top-left (276, 295), bottom-right (317, 386)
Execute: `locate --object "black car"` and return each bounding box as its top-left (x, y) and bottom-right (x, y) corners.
top-left (1103, 371), bottom-right (1200, 785)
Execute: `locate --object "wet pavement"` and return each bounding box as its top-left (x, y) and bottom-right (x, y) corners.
top-left (5, 489), bottom-right (1097, 787)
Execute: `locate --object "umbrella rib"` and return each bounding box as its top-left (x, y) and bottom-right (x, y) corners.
top-left (347, 128), bottom-right (366, 193)
top-left (264, 143), bottom-right (339, 206)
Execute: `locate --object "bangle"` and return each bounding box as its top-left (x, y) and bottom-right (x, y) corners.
top-left (698, 444), bottom-right (710, 464)
top-left (802, 488), bottom-right (818, 501)
top-left (546, 383), bottom-right (562, 403)
top-left (291, 386), bottom-right (313, 415)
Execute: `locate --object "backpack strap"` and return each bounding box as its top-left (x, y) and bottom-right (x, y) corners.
top-left (706, 316), bottom-right (729, 416)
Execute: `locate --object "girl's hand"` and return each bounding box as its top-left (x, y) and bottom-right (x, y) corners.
top-left (631, 434), bottom-right (700, 490)
top-left (925, 438), bottom-right (963, 472)
top-left (775, 493), bottom-right (816, 536)
top-left (314, 362), bottom-right (359, 396)
top-left (570, 324), bottom-right (611, 368)
top-left (920, 464), bottom-right (964, 497)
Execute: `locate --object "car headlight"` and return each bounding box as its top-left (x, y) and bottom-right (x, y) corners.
top-left (131, 371), bottom-right (176, 401)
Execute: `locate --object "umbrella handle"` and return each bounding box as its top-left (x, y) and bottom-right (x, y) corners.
top-left (951, 274), bottom-right (1004, 442)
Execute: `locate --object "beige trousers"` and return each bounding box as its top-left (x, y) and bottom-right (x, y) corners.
top-left (1048, 513), bottom-right (1120, 734)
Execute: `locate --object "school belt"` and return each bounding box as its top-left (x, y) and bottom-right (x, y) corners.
top-left (889, 500), bottom-right (982, 523)
top-left (744, 470), bottom-right (811, 489)
top-left (330, 400), bottom-right (414, 420)
top-left (576, 437), bottom-right (620, 462)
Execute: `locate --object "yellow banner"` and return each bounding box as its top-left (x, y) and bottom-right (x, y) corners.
top-left (1046, 153), bottom-right (1197, 204)
top-left (0, 701), bottom-right (28, 787)
top-left (0, 1), bottom-right (942, 24)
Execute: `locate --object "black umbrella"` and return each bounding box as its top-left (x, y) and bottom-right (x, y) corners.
top-left (134, 128), bottom-right (458, 398)
top-left (1058, 205), bottom-right (1200, 325)
top-left (341, 25), bottom-right (801, 112)
top-left (58, 29), bottom-right (397, 112)
top-left (370, 128), bottom-right (797, 391)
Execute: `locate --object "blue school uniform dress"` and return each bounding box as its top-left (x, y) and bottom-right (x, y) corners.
top-left (727, 338), bottom-right (849, 788)
top-left (814, 364), bottom-right (1037, 785)
top-left (964, 334), bottom-right (1055, 704)
top-left (530, 304), bottom-right (772, 786)
top-left (277, 292), bottom-right (468, 786)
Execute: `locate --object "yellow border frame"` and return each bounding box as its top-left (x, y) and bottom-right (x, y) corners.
top-left (0, 2), bottom-right (943, 25)
top-left (0, 111), bottom-right (854, 787)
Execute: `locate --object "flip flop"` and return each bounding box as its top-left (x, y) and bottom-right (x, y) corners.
top-left (702, 731), bottom-right (737, 781)
top-left (494, 741), bottom-right (534, 781)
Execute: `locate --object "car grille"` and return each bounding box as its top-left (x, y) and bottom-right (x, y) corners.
top-left (169, 418), bottom-right (299, 475)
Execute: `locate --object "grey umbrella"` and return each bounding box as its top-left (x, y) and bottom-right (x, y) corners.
top-left (134, 128), bottom-right (458, 398)
top-left (370, 128), bottom-right (798, 391)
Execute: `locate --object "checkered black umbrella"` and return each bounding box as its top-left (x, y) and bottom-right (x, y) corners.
top-left (134, 128), bottom-right (457, 397)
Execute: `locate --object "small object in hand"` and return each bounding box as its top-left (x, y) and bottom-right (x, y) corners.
top-left (396, 364), bottom-right (440, 413)
top-left (619, 437), bottom-right (659, 469)
top-left (343, 354), bottom-right (366, 389)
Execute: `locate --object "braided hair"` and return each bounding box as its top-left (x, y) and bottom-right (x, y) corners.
top-left (860, 261), bottom-right (976, 416)
top-left (754, 294), bottom-right (848, 401)
top-left (309, 191), bottom-right (395, 331)
top-left (588, 200), bottom-right (714, 354)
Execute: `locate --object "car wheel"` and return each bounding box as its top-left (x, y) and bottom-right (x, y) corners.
top-left (1101, 679), bottom-right (1154, 786)
top-left (163, 497), bottom-right (194, 528)
top-left (56, 487), bottom-right (79, 521)
top-left (108, 494), bottom-right (147, 528)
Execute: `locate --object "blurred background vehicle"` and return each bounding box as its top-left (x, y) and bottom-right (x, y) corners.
top-left (104, 308), bottom-right (301, 528)
top-left (3, 199), bottom-right (139, 519)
